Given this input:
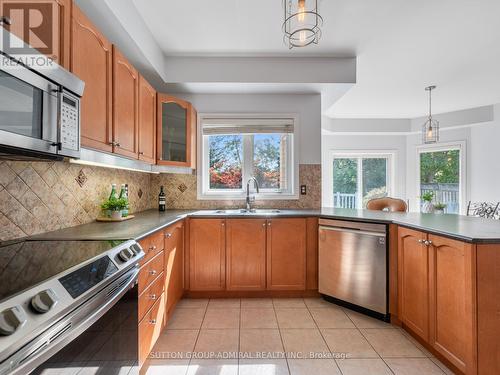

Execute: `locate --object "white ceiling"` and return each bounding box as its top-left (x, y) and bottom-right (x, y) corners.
top-left (131, 0), bottom-right (500, 118)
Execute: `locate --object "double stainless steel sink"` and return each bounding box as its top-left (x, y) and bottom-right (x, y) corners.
top-left (191, 209), bottom-right (281, 216)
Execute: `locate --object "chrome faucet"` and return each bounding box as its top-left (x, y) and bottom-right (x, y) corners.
top-left (246, 177), bottom-right (260, 211)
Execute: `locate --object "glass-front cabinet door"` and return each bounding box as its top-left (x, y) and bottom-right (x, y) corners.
top-left (157, 94), bottom-right (196, 168)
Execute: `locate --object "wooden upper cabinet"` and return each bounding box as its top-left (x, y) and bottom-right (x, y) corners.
top-left (189, 218), bottom-right (226, 291)
top-left (267, 218), bottom-right (307, 290)
top-left (1, 0), bottom-right (71, 69)
top-left (157, 95), bottom-right (196, 168)
top-left (428, 235), bottom-right (476, 374)
top-left (397, 227), bottom-right (429, 341)
top-left (138, 75), bottom-right (156, 164)
top-left (71, 4), bottom-right (112, 152)
top-left (226, 219), bottom-right (267, 291)
top-left (112, 46), bottom-right (138, 159)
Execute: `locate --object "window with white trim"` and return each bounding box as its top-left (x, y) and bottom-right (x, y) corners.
top-left (327, 152), bottom-right (395, 209)
top-left (416, 142), bottom-right (466, 214)
top-left (198, 116), bottom-right (297, 199)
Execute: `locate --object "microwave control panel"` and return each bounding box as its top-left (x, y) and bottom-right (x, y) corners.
top-left (60, 94), bottom-right (79, 151)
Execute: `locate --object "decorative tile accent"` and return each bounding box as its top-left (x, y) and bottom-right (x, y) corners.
top-left (75, 169), bottom-right (88, 187)
top-left (150, 164), bottom-right (321, 210)
top-left (0, 161), bottom-right (152, 242)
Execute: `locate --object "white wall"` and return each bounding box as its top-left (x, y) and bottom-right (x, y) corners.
top-left (179, 93), bottom-right (322, 164)
top-left (323, 104), bottom-right (500, 211)
top-left (469, 117), bottom-right (500, 201)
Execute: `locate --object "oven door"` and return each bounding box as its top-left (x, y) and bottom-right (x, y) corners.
top-left (0, 64), bottom-right (59, 155)
top-left (8, 269), bottom-right (140, 375)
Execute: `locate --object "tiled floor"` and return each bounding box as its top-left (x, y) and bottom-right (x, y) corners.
top-left (142, 298), bottom-right (454, 375)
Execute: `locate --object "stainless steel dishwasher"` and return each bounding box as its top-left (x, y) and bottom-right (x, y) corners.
top-left (318, 218), bottom-right (389, 321)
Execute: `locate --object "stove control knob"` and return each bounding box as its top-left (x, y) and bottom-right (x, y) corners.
top-left (0, 306), bottom-right (27, 335)
top-left (31, 289), bottom-right (58, 314)
top-left (130, 243), bottom-right (142, 255)
top-left (118, 248), bottom-right (134, 262)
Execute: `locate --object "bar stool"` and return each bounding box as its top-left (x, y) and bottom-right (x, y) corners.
top-left (366, 197), bottom-right (408, 212)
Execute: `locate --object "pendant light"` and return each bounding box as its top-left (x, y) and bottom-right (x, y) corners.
top-left (282, 0), bottom-right (323, 49)
top-left (422, 85), bottom-right (439, 144)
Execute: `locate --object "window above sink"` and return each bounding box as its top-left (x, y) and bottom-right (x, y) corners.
top-left (197, 114), bottom-right (299, 201)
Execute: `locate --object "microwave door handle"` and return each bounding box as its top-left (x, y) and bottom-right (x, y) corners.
top-left (51, 87), bottom-right (62, 151)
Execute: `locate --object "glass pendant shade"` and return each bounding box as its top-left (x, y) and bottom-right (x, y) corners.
top-left (283, 0), bottom-right (323, 49)
top-left (422, 85), bottom-right (439, 144)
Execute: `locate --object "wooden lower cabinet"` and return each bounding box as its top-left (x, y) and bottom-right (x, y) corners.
top-left (165, 221), bottom-right (185, 315)
top-left (138, 251), bottom-right (164, 294)
top-left (398, 227), bottom-right (429, 341)
top-left (428, 235), bottom-right (476, 374)
top-left (267, 218), bottom-right (307, 290)
top-left (138, 272), bottom-right (164, 322)
top-left (138, 293), bottom-right (165, 366)
top-left (226, 219), bottom-right (267, 291)
top-left (189, 218), bottom-right (226, 291)
top-left (397, 227), bottom-right (482, 375)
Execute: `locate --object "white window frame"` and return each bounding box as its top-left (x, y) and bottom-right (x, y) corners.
top-left (324, 150), bottom-right (397, 208)
top-left (415, 141), bottom-right (467, 214)
top-left (197, 113), bottom-right (300, 200)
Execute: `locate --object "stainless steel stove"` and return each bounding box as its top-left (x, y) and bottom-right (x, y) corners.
top-left (0, 239), bottom-right (144, 375)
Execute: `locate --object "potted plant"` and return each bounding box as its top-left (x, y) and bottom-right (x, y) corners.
top-left (101, 197), bottom-right (128, 220)
top-left (421, 191), bottom-right (435, 213)
top-left (434, 202), bottom-right (447, 214)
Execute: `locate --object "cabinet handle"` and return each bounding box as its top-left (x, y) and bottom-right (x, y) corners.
top-left (148, 245), bottom-right (156, 252)
top-left (418, 239), bottom-right (424, 243)
top-left (149, 269), bottom-right (157, 275)
top-left (139, 151), bottom-right (144, 155)
top-left (221, 222), bottom-right (225, 226)
top-left (268, 222), bottom-right (271, 226)
top-left (426, 240), bottom-right (433, 246)
top-left (110, 141), bottom-right (121, 147)
top-left (0, 16), bottom-right (12, 26)
top-left (165, 233), bottom-right (172, 238)
top-left (149, 319), bottom-right (156, 325)
top-left (148, 294), bottom-right (157, 300)
top-left (262, 223), bottom-right (266, 227)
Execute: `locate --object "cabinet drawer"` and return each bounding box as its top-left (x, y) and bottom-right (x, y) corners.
top-left (139, 231), bottom-right (164, 266)
top-left (138, 272), bottom-right (165, 322)
top-left (139, 251), bottom-right (164, 294)
top-left (138, 293), bottom-right (165, 366)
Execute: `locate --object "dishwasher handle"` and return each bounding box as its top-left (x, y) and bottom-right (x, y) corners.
top-left (319, 225), bottom-right (386, 238)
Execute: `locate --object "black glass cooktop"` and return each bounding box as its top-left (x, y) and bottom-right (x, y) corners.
top-left (0, 239), bottom-right (126, 303)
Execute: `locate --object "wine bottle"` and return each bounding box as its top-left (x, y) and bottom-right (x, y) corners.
top-left (119, 184), bottom-right (129, 217)
top-left (159, 186), bottom-right (166, 212)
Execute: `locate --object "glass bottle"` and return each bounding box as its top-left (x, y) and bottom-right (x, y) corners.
top-left (159, 186), bottom-right (166, 212)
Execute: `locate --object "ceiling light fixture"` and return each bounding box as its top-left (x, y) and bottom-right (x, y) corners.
top-left (282, 0), bottom-right (323, 49)
top-left (422, 85), bottom-right (439, 144)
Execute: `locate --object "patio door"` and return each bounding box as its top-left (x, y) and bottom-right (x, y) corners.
top-left (330, 153), bottom-right (394, 209)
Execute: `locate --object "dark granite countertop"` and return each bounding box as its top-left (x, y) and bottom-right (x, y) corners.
top-left (29, 208), bottom-right (500, 244)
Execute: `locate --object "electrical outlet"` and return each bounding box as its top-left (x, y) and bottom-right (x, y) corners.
top-left (300, 185), bottom-right (307, 195)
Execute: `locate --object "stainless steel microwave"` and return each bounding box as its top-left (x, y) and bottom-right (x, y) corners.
top-left (0, 27), bottom-right (84, 160)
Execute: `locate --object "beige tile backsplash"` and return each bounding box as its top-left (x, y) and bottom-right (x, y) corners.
top-left (0, 161), bottom-right (152, 241)
top-left (0, 162), bottom-right (320, 241)
top-left (150, 164), bottom-right (321, 210)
